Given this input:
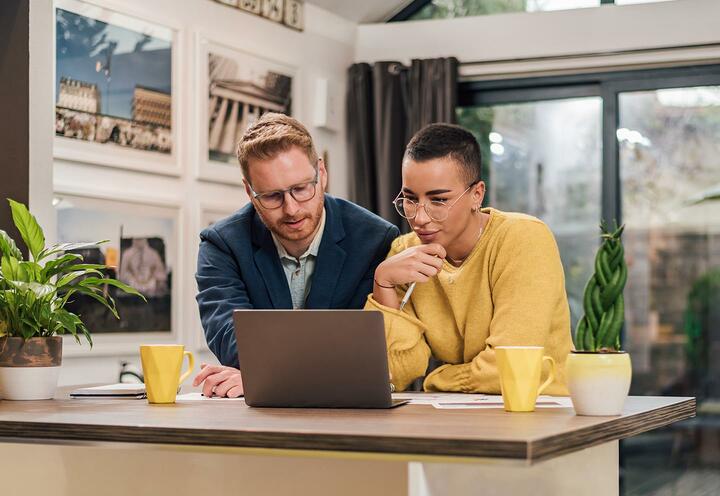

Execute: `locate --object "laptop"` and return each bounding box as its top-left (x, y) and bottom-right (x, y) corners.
top-left (233, 309), bottom-right (408, 409)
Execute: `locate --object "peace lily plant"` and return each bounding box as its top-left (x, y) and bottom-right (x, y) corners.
top-left (0, 199), bottom-right (145, 400)
top-left (566, 222), bottom-right (632, 416)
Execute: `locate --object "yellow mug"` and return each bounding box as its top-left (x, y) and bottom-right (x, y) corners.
top-left (140, 345), bottom-right (194, 404)
top-left (495, 346), bottom-right (556, 412)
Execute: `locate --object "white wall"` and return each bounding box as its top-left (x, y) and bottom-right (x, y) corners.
top-left (37, 0), bottom-right (720, 386)
top-left (31, 0), bottom-right (357, 385)
top-left (355, 0), bottom-right (720, 76)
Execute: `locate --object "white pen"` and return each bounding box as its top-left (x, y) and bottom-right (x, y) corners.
top-left (399, 282), bottom-right (416, 311)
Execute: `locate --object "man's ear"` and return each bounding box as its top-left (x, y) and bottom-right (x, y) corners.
top-left (318, 158), bottom-right (328, 191)
top-left (243, 178), bottom-right (254, 201)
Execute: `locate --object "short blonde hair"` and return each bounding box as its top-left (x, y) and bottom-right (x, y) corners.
top-left (236, 113), bottom-right (318, 181)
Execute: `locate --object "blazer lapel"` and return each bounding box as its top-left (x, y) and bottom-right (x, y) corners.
top-left (251, 212), bottom-right (292, 309)
top-left (305, 197), bottom-right (347, 308)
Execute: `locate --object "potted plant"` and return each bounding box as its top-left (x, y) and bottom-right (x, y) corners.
top-left (0, 199), bottom-right (144, 400)
top-left (567, 222), bottom-right (632, 416)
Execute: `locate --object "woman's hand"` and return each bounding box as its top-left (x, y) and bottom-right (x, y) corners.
top-left (375, 243), bottom-right (446, 287)
top-left (372, 244), bottom-right (446, 309)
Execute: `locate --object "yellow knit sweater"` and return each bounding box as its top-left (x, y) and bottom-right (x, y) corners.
top-left (365, 208), bottom-right (573, 395)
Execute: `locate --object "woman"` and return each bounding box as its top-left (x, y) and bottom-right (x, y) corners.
top-left (366, 123), bottom-right (573, 394)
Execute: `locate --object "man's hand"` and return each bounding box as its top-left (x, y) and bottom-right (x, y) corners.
top-left (192, 363), bottom-right (244, 398)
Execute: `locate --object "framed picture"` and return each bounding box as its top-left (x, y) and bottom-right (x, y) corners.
top-left (54, 192), bottom-right (182, 356)
top-left (189, 201), bottom-right (242, 353)
top-left (200, 204), bottom-right (238, 229)
top-left (195, 34), bottom-right (297, 185)
top-left (54, 0), bottom-right (183, 175)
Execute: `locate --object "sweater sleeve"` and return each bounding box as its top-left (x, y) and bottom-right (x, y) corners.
top-left (363, 235), bottom-right (432, 391)
top-left (423, 220), bottom-right (568, 393)
top-left (365, 295), bottom-right (432, 391)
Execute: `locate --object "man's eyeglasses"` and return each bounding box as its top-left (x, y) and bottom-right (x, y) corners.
top-left (393, 183), bottom-right (476, 222)
top-left (249, 170), bottom-right (319, 209)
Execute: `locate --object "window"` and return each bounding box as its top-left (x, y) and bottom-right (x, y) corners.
top-left (458, 97), bottom-right (602, 327)
top-left (459, 64), bottom-right (720, 495)
top-left (392, 0), bottom-right (677, 21)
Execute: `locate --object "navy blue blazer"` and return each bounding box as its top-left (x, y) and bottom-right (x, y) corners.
top-left (195, 195), bottom-right (399, 367)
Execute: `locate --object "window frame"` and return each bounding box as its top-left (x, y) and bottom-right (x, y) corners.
top-left (458, 63), bottom-right (720, 231)
top-left (390, 0), bottom-right (663, 22)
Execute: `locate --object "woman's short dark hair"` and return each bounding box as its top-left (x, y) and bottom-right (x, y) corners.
top-left (404, 123), bottom-right (482, 185)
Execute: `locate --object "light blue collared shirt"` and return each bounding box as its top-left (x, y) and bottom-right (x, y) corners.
top-left (271, 209), bottom-right (326, 309)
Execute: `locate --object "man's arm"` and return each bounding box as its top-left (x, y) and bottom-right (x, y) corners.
top-left (195, 228), bottom-right (253, 367)
top-left (350, 224), bottom-right (400, 307)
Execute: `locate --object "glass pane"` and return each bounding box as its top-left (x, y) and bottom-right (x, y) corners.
top-left (410, 0), bottom-right (600, 20)
top-left (458, 97), bottom-right (602, 328)
top-left (620, 86), bottom-right (720, 494)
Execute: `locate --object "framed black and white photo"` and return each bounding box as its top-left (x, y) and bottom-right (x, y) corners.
top-left (54, 0), bottom-right (182, 175)
top-left (54, 194), bottom-right (181, 352)
top-left (195, 34), bottom-right (297, 185)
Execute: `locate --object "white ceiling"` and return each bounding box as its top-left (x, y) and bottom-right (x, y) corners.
top-left (307, 0), bottom-right (416, 23)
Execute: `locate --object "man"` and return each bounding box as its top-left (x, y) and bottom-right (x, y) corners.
top-left (194, 113), bottom-right (399, 397)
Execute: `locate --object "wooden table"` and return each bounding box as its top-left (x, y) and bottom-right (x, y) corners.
top-left (0, 393), bottom-right (694, 496)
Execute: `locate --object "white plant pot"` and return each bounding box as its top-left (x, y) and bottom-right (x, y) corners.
top-left (566, 351), bottom-right (632, 416)
top-left (0, 366), bottom-right (61, 400)
top-left (0, 336), bottom-right (63, 400)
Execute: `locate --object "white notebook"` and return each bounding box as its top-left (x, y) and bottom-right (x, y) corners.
top-left (70, 383), bottom-right (146, 399)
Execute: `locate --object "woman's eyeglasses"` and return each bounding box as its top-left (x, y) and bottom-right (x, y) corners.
top-left (393, 183), bottom-right (476, 222)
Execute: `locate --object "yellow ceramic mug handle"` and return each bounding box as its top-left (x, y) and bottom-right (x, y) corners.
top-left (537, 355), bottom-right (556, 395)
top-left (178, 351), bottom-right (195, 385)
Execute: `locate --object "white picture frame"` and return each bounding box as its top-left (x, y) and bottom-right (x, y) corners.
top-left (190, 201), bottom-right (242, 353)
top-left (194, 33), bottom-right (298, 185)
top-left (53, 189), bottom-right (184, 358)
top-left (53, 0), bottom-right (184, 176)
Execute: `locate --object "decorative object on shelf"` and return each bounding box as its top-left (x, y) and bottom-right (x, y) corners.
top-left (0, 200), bottom-right (145, 400)
top-left (54, 0), bottom-right (180, 175)
top-left (55, 194), bottom-right (178, 336)
top-left (196, 36), bottom-right (296, 185)
top-left (213, 0), bottom-right (304, 31)
top-left (567, 222), bottom-right (632, 416)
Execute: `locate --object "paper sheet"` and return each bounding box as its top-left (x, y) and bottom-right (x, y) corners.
top-left (431, 395), bottom-right (574, 409)
top-left (176, 392), bottom-right (245, 401)
top-left (392, 392), bottom-right (490, 405)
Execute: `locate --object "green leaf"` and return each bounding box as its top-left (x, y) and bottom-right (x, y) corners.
top-left (1, 256), bottom-right (21, 281)
top-left (6, 281), bottom-right (55, 298)
top-left (55, 310), bottom-right (78, 337)
top-left (0, 229), bottom-right (22, 260)
top-left (39, 253), bottom-right (83, 280)
top-left (72, 286), bottom-right (119, 319)
top-left (56, 270), bottom-right (101, 288)
top-left (80, 277), bottom-right (147, 301)
top-left (40, 241), bottom-right (108, 260)
top-left (8, 199), bottom-right (45, 261)
top-left (18, 261), bottom-right (41, 281)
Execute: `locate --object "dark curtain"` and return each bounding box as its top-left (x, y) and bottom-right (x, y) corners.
top-left (347, 57), bottom-right (459, 228)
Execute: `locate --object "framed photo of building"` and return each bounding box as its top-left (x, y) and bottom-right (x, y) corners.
top-left (195, 34), bottom-right (297, 185)
top-left (54, 0), bottom-right (183, 175)
top-left (54, 192), bottom-right (181, 356)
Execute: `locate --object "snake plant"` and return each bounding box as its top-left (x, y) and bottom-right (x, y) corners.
top-left (575, 222), bottom-right (627, 352)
